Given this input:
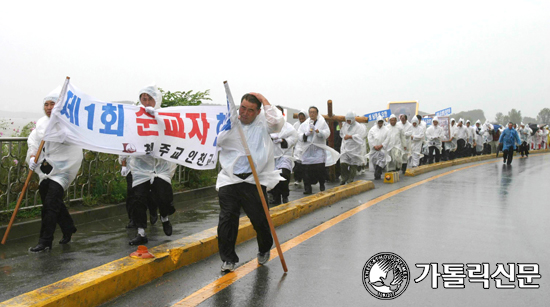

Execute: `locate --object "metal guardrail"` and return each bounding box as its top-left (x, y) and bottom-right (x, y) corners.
top-left (0, 137), bottom-right (193, 213)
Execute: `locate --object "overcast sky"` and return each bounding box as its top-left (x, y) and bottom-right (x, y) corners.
top-left (1, 0), bottom-right (548, 121)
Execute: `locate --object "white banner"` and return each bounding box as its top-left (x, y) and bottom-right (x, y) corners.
top-left (44, 82), bottom-right (229, 170)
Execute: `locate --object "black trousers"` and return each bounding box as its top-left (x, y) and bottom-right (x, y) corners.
top-left (519, 142), bottom-right (529, 157)
top-left (293, 161), bottom-right (304, 182)
top-left (503, 149), bottom-right (514, 164)
top-left (303, 163), bottom-right (326, 193)
top-left (428, 146), bottom-right (441, 164)
top-left (270, 168), bottom-right (291, 204)
top-left (218, 183), bottom-right (273, 263)
top-left (132, 178), bottom-right (174, 229)
top-left (125, 172), bottom-right (156, 221)
top-left (38, 179), bottom-right (76, 245)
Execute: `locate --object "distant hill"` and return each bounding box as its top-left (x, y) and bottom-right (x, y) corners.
top-left (449, 109), bottom-right (486, 123)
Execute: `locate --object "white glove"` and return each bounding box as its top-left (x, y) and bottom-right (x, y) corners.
top-left (121, 166), bottom-right (129, 176)
top-left (270, 133), bottom-right (279, 140)
top-left (145, 106), bottom-right (156, 116)
top-left (28, 160), bottom-right (38, 171)
top-left (273, 138), bottom-right (283, 144)
top-left (309, 124), bottom-right (315, 131)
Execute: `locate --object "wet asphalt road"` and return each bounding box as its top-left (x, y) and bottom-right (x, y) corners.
top-left (102, 153), bottom-right (550, 307)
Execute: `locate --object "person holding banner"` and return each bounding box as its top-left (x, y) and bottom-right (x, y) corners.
top-left (119, 156), bottom-right (158, 229)
top-left (292, 110), bottom-right (308, 186)
top-left (426, 117), bottom-right (444, 164)
top-left (215, 93), bottom-right (284, 272)
top-left (269, 106), bottom-right (298, 205)
top-left (26, 88), bottom-right (83, 252)
top-left (297, 106), bottom-right (340, 194)
top-left (128, 85), bottom-right (177, 246)
top-left (339, 111), bottom-right (366, 184)
top-left (367, 116), bottom-right (390, 180)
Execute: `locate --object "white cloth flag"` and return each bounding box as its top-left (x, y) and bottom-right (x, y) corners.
top-left (44, 82), bottom-right (227, 170)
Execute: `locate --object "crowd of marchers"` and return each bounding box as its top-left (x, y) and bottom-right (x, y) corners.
top-left (24, 87), bottom-right (549, 272)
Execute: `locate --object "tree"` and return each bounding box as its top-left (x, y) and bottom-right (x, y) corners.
top-left (507, 109), bottom-right (522, 125)
top-left (158, 88), bottom-right (212, 107)
top-left (523, 116), bottom-right (537, 124)
top-left (537, 108), bottom-right (550, 125)
top-left (494, 112), bottom-right (505, 124)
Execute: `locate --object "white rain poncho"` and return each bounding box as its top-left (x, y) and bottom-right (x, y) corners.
top-left (130, 84), bottom-right (177, 187)
top-left (293, 110), bottom-right (308, 162)
top-left (273, 121), bottom-right (298, 171)
top-left (339, 111), bottom-right (366, 166)
top-left (216, 104), bottom-right (284, 191)
top-left (396, 117), bottom-right (412, 163)
top-left (425, 117), bottom-right (444, 151)
top-left (465, 120), bottom-right (475, 145)
top-left (474, 120), bottom-right (484, 152)
top-left (385, 115), bottom-right (406, 171)
top-left (26, 89), bottom-right (83, 190)
top-left (518, 124), bottom-right (531, 143)
top-left (367, 116), bottom-right (390, 168)
top-left (297, 115), bottom-right (340, 166)
top-left (454, 119), bottom-right (469, 141)
top-left (482, 121), bottom-right (494, 143)
top-left (445, 118), bottom-right (457, 151)
top-left (409, 117), bottom-right (425, 167)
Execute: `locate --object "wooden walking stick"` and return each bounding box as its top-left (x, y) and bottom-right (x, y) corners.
top-left (1, 76), bottom-right (70, 245)
top-left (1, 141), bottom-right (45, 244)
top-left (224, 81), bottom-right (288, 273)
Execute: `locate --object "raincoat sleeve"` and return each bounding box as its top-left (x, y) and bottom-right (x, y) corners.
top-left (281, 124), bottom-right (298, 148)
top-left (265, 105), bottom-right (284, 134)
top-left (412, 128), bottom-right (425, 141)
top-left (26, 129), bottom-right (40, 164)
top-left (318, 122), bottom-right (331, 139)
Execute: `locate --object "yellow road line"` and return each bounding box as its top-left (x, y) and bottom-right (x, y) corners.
top-left (173, 159), bottom-right (501, 306)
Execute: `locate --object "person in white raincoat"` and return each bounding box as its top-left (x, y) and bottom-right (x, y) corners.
top-left (26, 88), bottom-right (83, 252)
top-left (409, 117), bottom-right (425, 168)
top-left (216, 93), bottom-right (284, 272)
top-left (269, 106), bottom-right (298, 205)
top-left (473, 120), bottom-right (484, 155)
top-left (444, 118), bottom-right (457, 160)
top-left (385, 114), bottom-right (406, 172)
top-left (128, 84), bottom-right (177, 246)
top-left (454, 118), bottom-right (469, 158)
top-left (426, 116), bottom-right (445, 164)
top-left (397, 114), bottom-right (413, 174)
top-left (518, 123), bottom-right (531, 157)
top-left (297, 106), bottom-right (340, 195)
top-left (482, 121), bottom-right (494, 154)
top-left (367, 116), bottom-right (390, 180)
top-left (339, 111), bottom-right (366, 185)
top-left (465, 120), bottom-right (475, 156)
top-left (292, 110), bottom-right (308, 185)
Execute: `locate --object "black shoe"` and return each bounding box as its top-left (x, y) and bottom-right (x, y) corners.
top-left (162, 220), bottom-right (172, 236)
top-left (282, 196), bottom-right (289, 203)
top-left (150, 214), bottom-right (158, 226)
top-left (129, 235), bottom-right (148, 246)
top-left (59, 228), bottom-right (76, 244)
top-left (29, 243), bottom-right (52, 252)
top-left (303, 190), bottom-right (312, 195)
top-left (126, 219), bottom-right (137, 229)
top-left (340, 181), bottom-right (346, 185)
top-left (320, 183), bottom-right (325, 191)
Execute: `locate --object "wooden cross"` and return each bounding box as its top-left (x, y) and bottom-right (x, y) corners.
top-left (293, 100), bottom-right (368, 181)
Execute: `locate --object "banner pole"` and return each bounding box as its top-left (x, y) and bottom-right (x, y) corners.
top-left (1, 76), bottom-right (70, 245)
top-left (223, 81), bottom-right (288, 273)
